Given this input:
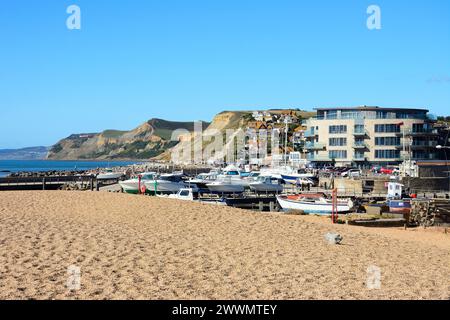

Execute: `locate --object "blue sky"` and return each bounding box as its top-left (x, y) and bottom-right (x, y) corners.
top-left (0, 0), bottom-right (449, 148)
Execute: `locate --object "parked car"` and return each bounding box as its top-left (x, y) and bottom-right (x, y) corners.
top-left (341, 169), bottom-right (361, 178)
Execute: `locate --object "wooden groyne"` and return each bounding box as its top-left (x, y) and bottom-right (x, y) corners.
top-left (0, 176), bottom-right (96, 191)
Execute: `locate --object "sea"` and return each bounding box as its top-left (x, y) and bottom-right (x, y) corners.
top-left (0, 160), bottom-right (141, 177)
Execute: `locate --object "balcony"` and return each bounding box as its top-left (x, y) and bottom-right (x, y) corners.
top-left (353, 156), bottom-right (367, 162)
top-left (307, 155), bottom-right (332, 162)
top-left (304, 131), bottom-right (318, 138)
top-left (410, 142), bottom-right (438, 149)
top-left (352, 142), bottom-right (369, 149)
top-left (396, 129), bottom-right (439, 136)
top-left (305, 142), bottom-right (326, 150)
top-left (353, 129), bottom-right (369, 137)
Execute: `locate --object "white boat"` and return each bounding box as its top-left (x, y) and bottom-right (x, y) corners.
top-left (96, 169), bottom-right (124, 180)
top-left (206, 176), bottom-right (245, 194)
top-left (158, 188), bottom-right (227, 206)
top-left (119, 172), bottom-right (156, 194)
top-left (187, 172), bottom-right (218, 189)
top-left (249, 176), bottom-right (284, 193)
top-left (144, 173), bottom-right (187, 194)
top-left (261, 166), bottom-right (315, 181)
top-left (277, 194), bottom-right (353, 215)
top-left (158, 188), bottom-right (196, 201)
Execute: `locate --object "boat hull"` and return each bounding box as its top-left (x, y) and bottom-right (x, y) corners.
top-left (144, 181), bottom-right (186, 194)
top-left (97, 173), bottom-right (123, 180)
top-left (249, 183), bottom-right (283, 193)
top-left (119, 180), bottom-right (141, 194)
top-left (388, 200), bottom-right (411, 214)
top-left (205, 183), bottom-right (245, 194)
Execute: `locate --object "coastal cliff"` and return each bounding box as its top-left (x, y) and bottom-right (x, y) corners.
top-left (47, 109), bottom-right (315, 161)
top-left (47, 119), bottom-right (209, 160)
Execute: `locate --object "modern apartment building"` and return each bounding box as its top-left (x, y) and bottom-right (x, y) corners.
top-left (304, 106), bottom-right (439, 166)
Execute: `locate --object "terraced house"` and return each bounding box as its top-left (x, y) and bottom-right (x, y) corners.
top-left (304, 106), bottom-right (440, 166)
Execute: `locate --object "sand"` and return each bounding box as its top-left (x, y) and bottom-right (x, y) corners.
top-left (0, 191), bottom-right (449, 300)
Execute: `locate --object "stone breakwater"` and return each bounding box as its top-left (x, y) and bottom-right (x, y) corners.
top-left (6, 162), bottom-right (212, 178)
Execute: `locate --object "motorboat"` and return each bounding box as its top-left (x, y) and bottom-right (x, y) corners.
top-left (277, 194), bottom-right (353, 215)
top-left (96, 169), bottom-right (124, 180)
top-left (187, 172), bottom-right (218, 189)
top-left (260, 166), bottom-right (315, 181)
top-left (144, 173), bottom-right (188, 194)
top-left (206, 176), bottom-right (245, 194)
top-left (249, 176), bottom-right (284, 193)
top-left (158, 188), bottom-right (196, 201)
top-left (119, 172), bottom-right (156, 194)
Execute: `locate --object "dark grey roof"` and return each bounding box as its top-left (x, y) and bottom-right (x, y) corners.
top-left (314, 106), bottom-right (429, 113)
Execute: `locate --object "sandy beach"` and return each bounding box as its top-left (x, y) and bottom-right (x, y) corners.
top-left (0, 191), bottom-right (449, 300)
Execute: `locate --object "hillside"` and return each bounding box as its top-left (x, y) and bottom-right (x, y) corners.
top-left (47, 119), bottom-right (209, 160)
top-left (0, 146), bottom-right (49, 160)
top-left (160, 108), bottom-right (316, 163)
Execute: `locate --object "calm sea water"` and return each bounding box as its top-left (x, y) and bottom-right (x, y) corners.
top-left (0, 160), bottom-right (141, 177)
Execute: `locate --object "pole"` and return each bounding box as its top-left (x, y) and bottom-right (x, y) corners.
top-left (138, 175), bottom-right (142, 195)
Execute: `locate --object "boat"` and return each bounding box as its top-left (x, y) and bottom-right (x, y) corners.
top-left (158, 188), bottom-right (196, 201)
top-left (280, 173), bottom-right (316, 185)
top-left (158, 188), bottom-right (227, 206)
top-left (206, 176), bottom-right (245, 194)
top-left (249, 176), bottom-right (284, 193)
top-left (144, 173), bottom-right (188, 194)
top-left (276, 194), bottom-right (353, 215)
top-left (387, 199), bottom-right (412, 214)
top-left (119, 172), bottom-right (156, 194)
top-left (96, 169), bottom-right (124, 180)
top-left (260, 166), bottom-right (315, 181)
top-left (187, 172), bottom-right (218, 189)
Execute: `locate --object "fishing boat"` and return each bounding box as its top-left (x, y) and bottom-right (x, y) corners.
top-left (249, 176), bottom-right (284, 193)
top-left (276, 194), bottom-right (353, 215)
top-left (119, 172), bottom-right (156, 194)
top-left (387, 199), bottom-right (412, 214)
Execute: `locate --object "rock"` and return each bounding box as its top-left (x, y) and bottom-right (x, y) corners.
top-left (324, 233), bottom-right (343, 245)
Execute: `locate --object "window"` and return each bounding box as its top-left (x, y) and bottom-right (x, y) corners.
top-left (375, 137), bottom-right (400, 146)
top-left (329, 138), bottom-right (347, 146)
top-left (374, 124), bottom-right (400, 133)
top-left (354, 124), bottom-right (365, 134)
top-left (376, 111), bottom-right (387, 119)
top-left (329, 150), bottom-right (347, 159)
top-left (329, 125), bottom-right (347, 134)
top-left (327, 110), bottom-right (338, 120)
top-left (375, 150), bottom-right (400, 159)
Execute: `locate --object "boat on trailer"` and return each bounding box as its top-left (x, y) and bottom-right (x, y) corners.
top-left (119, 172), bottom-right (156, 194)
top-left (276, 193), bottom-right (353, 215)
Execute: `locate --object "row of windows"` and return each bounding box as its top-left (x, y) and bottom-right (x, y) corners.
top-left (329, 138), bottom-right (347, 146)
top-left (329, 125), bottom-right (347, 134)
top-left (374, 150), bottom-right (400, 159)
top-left (329, 150), bottom-right (347, 159)
top-left (328, 124), bottom-right (402, 134)
top-left (374, 124), bottom-right (401, 133)
top-left (375, 137), bottom-right (400, 146)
